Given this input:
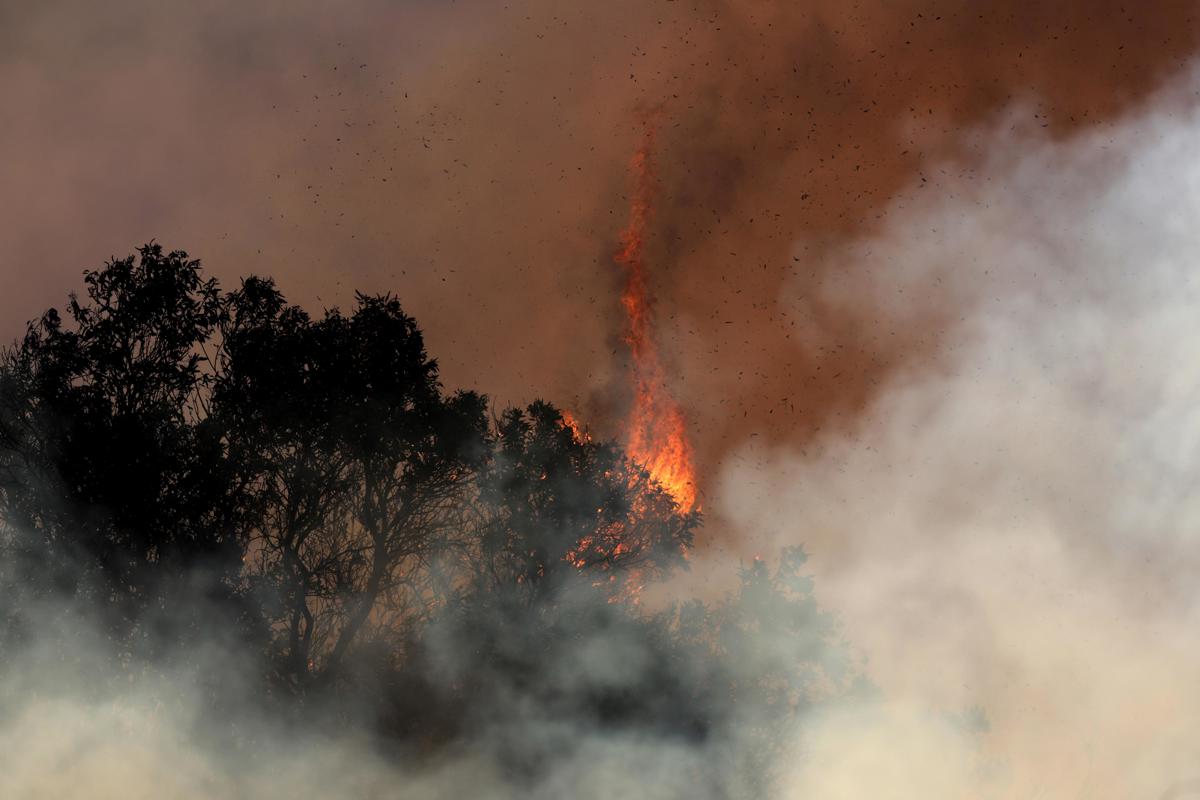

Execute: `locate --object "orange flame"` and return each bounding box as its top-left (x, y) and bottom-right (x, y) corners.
top-left (554, 120), bottom-right (696, 601)
top-left (559, 409), bottom-right (591, 443)
top-left (613, 122), bottom-right (698, 513)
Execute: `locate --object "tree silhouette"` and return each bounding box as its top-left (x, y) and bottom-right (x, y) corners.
top-left (0, 244), bottom-right (251, 654)
top-left (214, 277), bottom-right (488, 686)
top-left (0, 244), bottom-right (834, 796)
top-left (467, 401), bottom-right (696, 604)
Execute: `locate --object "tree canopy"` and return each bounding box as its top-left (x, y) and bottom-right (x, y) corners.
top-left (0, 245), bottom-right (837, 793)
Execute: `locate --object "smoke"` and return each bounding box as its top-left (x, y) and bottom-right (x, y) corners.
top-left (710, 70), bottom-right (1200, 797)
top-left (6, 3), bottom-right (1200, 797)
top-left (2, 0), bottom-right (1198, 481)
top-left (0, 80), bottom-right (1192, 800)
top-left (0, 562), bottom-right (842, 799)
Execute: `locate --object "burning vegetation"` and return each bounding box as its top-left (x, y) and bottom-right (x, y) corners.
top-left (0, 244), bottom-right (837, 798)
top-left (552, 124), bottom-right (701, 600)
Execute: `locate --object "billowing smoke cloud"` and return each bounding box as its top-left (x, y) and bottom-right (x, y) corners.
top-left (0, 562), bottom-right (841, 799)
top-left (711, 69), bottom-right (1200, 797)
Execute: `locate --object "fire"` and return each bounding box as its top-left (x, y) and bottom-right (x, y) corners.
top-left (555, 119), bottom-right (698, 601)
top-left (613, 122), bottom-right (698, 513)
top-left (559, 409), bottom-right (590, 443)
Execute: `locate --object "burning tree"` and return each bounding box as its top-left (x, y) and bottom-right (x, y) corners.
top-left (468, 401), bottom-right (696, 604)
top-left (0, 245), bottom-right (839, 796)
top-left (208, 268), bottom-right (696, 690)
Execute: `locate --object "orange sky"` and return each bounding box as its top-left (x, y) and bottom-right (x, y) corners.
top-left (2, 0), bottom-right (1197, 515)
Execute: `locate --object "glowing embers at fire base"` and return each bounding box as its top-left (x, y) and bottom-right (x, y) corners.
top-left (613, 122), bottom-right (697, 513)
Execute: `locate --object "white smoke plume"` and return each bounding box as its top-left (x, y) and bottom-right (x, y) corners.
top-left (715, 69), bottom-right (1200, 798)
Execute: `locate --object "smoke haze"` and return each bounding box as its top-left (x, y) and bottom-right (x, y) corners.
top-left (2, 0), bottom-right (1198, 475)
top-left (6, 1), bottom-right (1200, 798)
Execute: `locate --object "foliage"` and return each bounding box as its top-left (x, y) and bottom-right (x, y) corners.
top-left (0, 244), bottom-right (250, 655)
top-left (0, 245), bottom-right (836, 791)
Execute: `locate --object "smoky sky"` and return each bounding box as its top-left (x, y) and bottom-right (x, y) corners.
top-left (2, 0), bottom-right (1197, 516)
top-left (9, 7), bottom-right (1200, 796)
